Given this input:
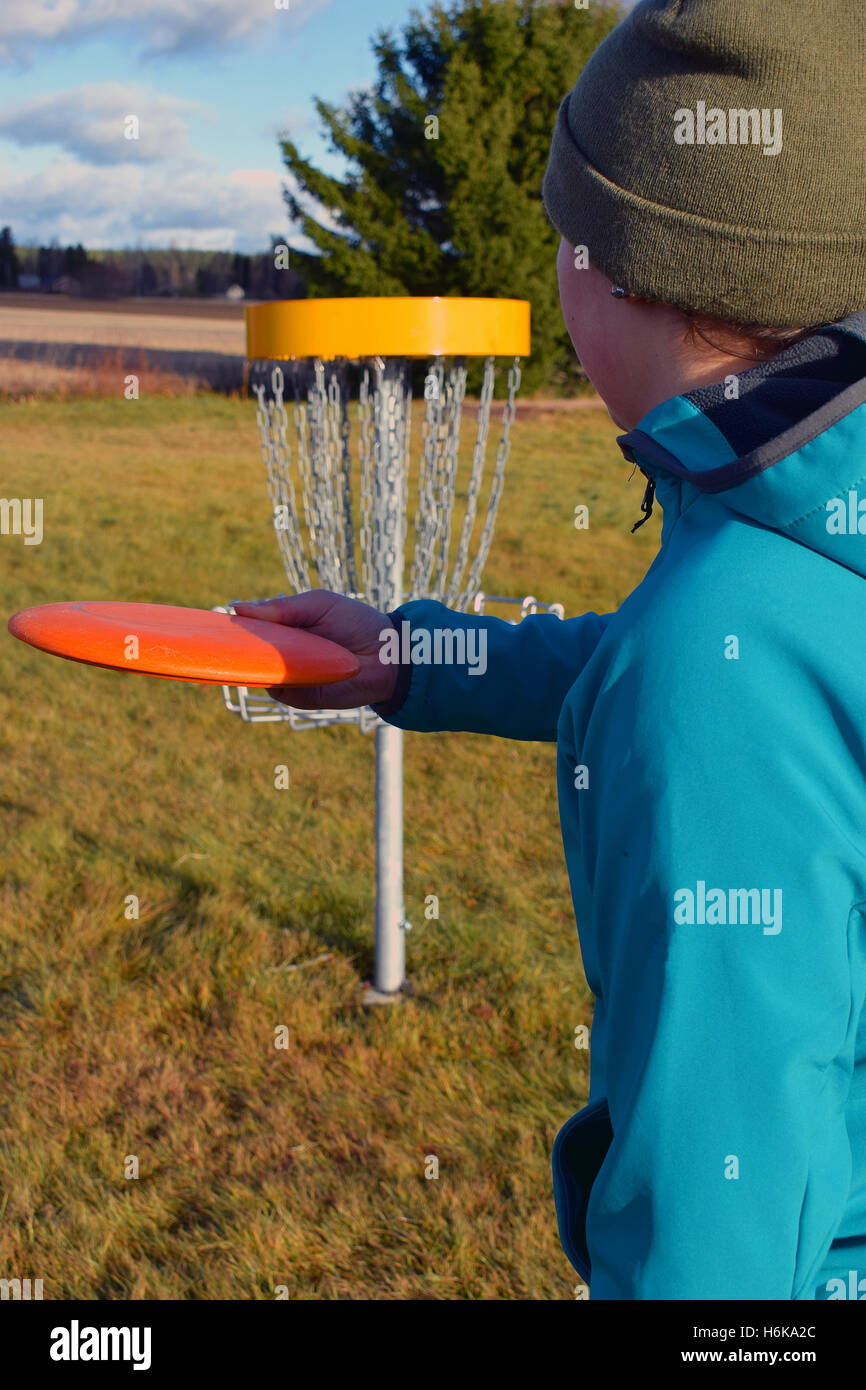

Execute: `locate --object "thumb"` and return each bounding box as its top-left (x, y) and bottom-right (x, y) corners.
top-left (232, 590), bottom-right (339, 628)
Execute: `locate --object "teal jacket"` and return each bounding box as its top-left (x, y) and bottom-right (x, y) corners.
top-left (373, 313), bottom-right (866, 1299)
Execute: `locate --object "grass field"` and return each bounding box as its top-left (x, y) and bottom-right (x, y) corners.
top-left (0, 295), bottom-right (247, 399)
top-left (0, 391), bottom-right (659, 1299)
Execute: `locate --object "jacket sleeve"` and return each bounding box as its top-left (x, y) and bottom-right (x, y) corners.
top-left (371, 598), bottom-right (612, 742)
top-left (560, 616), bottom-right (866, 1300)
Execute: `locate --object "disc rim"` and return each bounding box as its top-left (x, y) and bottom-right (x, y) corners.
top-left (7, 601), bottom-right (361, 688)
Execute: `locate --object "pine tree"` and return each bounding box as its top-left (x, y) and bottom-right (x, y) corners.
top-left (279, 0), bottom-right (622, 391)
top-left (0, 225), bottom-right (20, 290)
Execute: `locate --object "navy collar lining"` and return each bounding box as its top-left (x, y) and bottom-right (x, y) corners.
top-left (618, 374), bottom-right (866, 496)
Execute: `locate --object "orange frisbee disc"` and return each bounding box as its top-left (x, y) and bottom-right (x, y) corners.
top-left (7, 601), bottom-right (361, 688)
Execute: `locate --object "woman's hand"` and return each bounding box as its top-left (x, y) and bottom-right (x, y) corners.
top-left (232, 589), bottom-right (399, 710)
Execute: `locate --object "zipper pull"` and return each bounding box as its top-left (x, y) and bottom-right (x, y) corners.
top-left (631, 473), bottom-right (656, 533)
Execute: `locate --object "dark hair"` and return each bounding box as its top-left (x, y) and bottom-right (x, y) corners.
top-left (622, 289), bottom-right (816, 362)
top-left (681, 311), bottom-right (815, 363)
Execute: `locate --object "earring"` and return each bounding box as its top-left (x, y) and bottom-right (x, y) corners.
top-left (610, 285), bottom-right (628, 299)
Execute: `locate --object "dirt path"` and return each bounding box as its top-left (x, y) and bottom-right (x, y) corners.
top-left (0, 306), bottom-right (244, 355)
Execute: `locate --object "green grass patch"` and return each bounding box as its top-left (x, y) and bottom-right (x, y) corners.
top-left (0, 393), bottom-right (659, 1298)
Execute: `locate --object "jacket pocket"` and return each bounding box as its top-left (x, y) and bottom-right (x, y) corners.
top-left (551, 1096), bottom-right (613, 1283)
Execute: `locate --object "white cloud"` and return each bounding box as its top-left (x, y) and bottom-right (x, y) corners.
top-left (0, 0), bottom-right (331, 64)
top-left (0, 153), bottom-right (300, 252)
top-left (0, 83), bottom-right (204, 164)
top-left (0, 61), bottom-right (346, 255)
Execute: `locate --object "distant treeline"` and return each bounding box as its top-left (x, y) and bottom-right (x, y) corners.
top-left (0, 226), bottom-right (306, 300)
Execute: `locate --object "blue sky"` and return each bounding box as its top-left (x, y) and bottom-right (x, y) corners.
top-left (0, 0), bottom-right (434, 252)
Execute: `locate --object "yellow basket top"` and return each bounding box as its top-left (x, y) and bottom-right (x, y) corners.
top-left (245, 296), bottom-right (530, 361)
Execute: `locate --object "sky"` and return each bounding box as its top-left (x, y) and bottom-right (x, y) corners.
top-left (0, 0), bottom-right (431, 253)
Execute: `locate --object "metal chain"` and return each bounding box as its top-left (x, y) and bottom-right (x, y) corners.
top-left (336, 360), bottom-right (359, 594)
top-left (371, 358), bottom-right (409, 611)
top-left (430, 360), bottom-right (467, 599)
top-left (289, 364), bottom-right (321, 590)
top-left (456, 355), bottom-right (522, 611)
top-left (307, 360), bottom-right (339, 589)
top-left (411, 359), bottom-right (444, 597)
top-left (323, 363), bottom-right (349, 590)
top-left (358, 364), bottom-right (374, 603)
top-left (398, 363), bottom-right (412, 594)
top-left (254, 366), bottom-right (310, 591)
top-left (370, 357), bottom-right (388, 606)
top-left (444, 355), bottom-right (495, 607)
top-left (251, 351), bottom-right (520, 614)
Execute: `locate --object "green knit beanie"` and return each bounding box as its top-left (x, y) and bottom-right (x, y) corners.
top-left (542, 0), bottom-right (865, 326)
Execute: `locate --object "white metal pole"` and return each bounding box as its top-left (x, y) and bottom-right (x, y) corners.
top-left (365, 359), bottom-right (408, 1002)
top-left (372, 722), bottom-right (406, 995)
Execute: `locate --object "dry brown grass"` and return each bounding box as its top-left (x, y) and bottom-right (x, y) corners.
top-left (0, 346), bottom-right (204, 401)
top-left (0, 294), bottom-right (245, 401)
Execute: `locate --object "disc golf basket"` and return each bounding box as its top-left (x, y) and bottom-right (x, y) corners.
top-left (218, 297), bottom-right (563, 1002)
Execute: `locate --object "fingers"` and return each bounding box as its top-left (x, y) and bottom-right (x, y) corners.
top-left (266, 682), bottom-right (363, 710)
top-left (266, 684), bottom-right (325, 709)
top-left (232, 590), bottom-right (339, 628)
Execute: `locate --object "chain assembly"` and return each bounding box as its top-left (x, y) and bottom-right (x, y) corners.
top-left (251, 352), bottom-right (515, 616)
